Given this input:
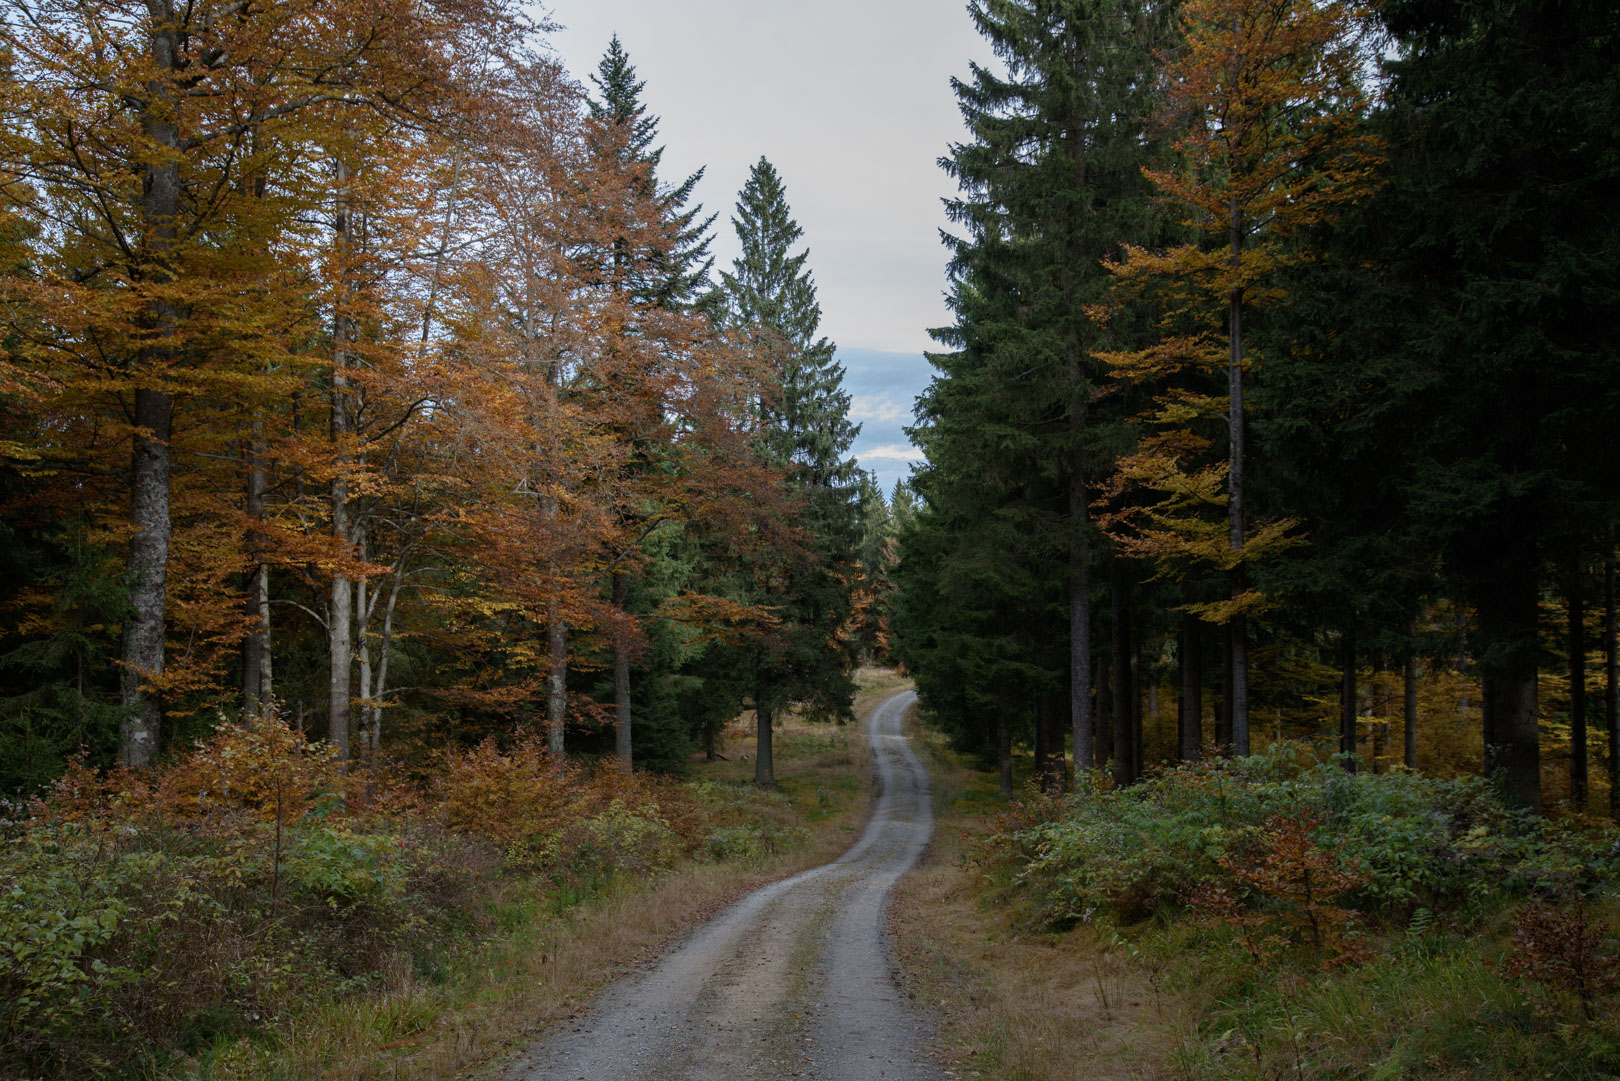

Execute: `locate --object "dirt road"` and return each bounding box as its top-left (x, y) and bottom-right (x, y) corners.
top-left (499, 689), bottom-right (941, 1081)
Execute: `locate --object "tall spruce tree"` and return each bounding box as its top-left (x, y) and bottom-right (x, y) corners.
top-left (586, 36), bottom-right (725, 769)
top-left (589, 35), bottom-right (717, 311)
top-left (902, 0), bottom-right (1172, 783)
top-left (721, 157), bottom-right (860, 786)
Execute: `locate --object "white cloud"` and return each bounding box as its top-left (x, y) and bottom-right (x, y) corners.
top-left (856, 443), bottom-right (925, 463)
top-left (849, 394), bottom-right (905, 424)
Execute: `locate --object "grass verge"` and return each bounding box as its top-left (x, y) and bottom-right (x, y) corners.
top-left (890, 711), bottom-right (1182, 1081)
top-left (890, 712), bottom-right (1620, 1081)
top-left (3, 670), bottom-right (902, 1081)
top-left (225, 678), bottom-right (897, 1081)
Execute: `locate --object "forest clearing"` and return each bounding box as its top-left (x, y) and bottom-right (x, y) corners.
top-left (3, 0), bottom-right (1619, 1078)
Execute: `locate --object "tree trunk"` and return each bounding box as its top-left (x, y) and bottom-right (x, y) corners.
top-left (997, 711), bottom-right (1013, 798)
top-left (120, 14), bottom-right (182, 769)
top-left (1340, 634), bottom-right (1358, 772)
top-left (357, 566), bottom-right (370, 722)
top-left (1569, 569), bottom-right (1588, 809)
top-left (327, 157), bottom-right (355, 760)
top-left (1131, 647), bottom-right (1143, 779)
top-left (613, 570), bottom-right (632, 772)
top-left (1069, 417), bottom-right (1094, 778)
top-left (1096, 653), bottom-right (1112, 771)
top-left (328, 568), bottom-right (352, 759)
top-left (1478, 556), bottom-right (1543, 813)
top-left (1180, 612), bottom-right (1203, 761)
top-left (366, 565), bottom-right (403, 782)
top-left (754, 682), bottom-right (775, 787)
top-left (242, 431), bottom-right (270, 713)
top-left (1404, 650), bottom-right (1418, 771)
top-left (1111, 566), bottom-right (1134, 786)
top-left (547, 603), bottom-right (567, 759)
top-left (1606, 533), bottom-right (1618, 819)
top-left (1372, 660), bottom-right (1388, 774)
top-left (122, 388), bottom-right (172, 768)
top-left (1033, 695), bottom-right (1051, 794)
top-left (1217, 623), bottom-right (1234, 751)
top-left (1227, 195), bottom-right (1250, 755)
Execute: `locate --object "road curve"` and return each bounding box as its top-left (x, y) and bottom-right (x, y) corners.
top-left (498, 689), bottom-right (939, 1081)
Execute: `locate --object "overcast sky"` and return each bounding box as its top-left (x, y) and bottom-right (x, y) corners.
top-left (536, 0), bottom-right (993, 493)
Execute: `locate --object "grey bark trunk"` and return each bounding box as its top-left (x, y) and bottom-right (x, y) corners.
top-left (122, 388), bottom-right (172, 768)
top-left (356, 570), bottom-right (372, 755)
top-left (754, 683), bottom-right (775, 787)
top-left (547, 604), bottom-right (567, 758)
top-left (1180, 612), bottom-right (1202, 762)
top-left (613, 570), bottom-right (632, 771)
top-left (327, 156), bottom-right (355, 761)
top-left (242, 429), bottom-right (270, 712)
top-left (120, 12), bottom-right (182, 768)
top-left (369, 572), bottom-right (402, 777)
top-left (328, 569), bottom-right (352, 759)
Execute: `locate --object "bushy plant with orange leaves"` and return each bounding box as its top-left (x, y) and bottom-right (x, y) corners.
top-left (1191, 812), bottom-right (1371, 967)
top-left (440, 730), bottom-right (703, 879)
top-left (2, 714), bottom-right (752, 1079)
top-left (133, 714), bottom-right (343, 826)
top-left (2, 717), bottom-right (484, 1078)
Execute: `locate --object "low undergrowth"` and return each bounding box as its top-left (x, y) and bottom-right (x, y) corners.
top-left (998, 746), bottom-right (1620, 1080)
top-left (0, 676), bottom-right (884, 1081)
top-left (897, 731), bottom-right (1620, 1081)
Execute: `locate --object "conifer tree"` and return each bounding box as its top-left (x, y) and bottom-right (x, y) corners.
top-left (589, 35), bottom-right (717, 310)
top-left (585, 36), bottom-right (727, 768)
top-left (721, 157), bottom-right (860, 786)
top-left (907, 0), bottom-right (1173, 781)
top-left (1332, 0), bottom-right (1620, 811)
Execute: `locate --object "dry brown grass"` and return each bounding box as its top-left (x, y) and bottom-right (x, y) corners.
top-left (216, 673), bottom-right (900, 1081)
top-left (889, 710), bottom-right (1190, 1081)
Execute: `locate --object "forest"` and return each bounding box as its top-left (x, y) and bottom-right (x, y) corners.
top-left (1, 0), bottom-right (1618, 1078)
top-left (0, 3), bottom-right (875, 787)
top-left (897, 0), bottom-right (1620, 818)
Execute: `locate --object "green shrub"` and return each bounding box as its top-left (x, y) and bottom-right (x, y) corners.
top-left (707, 823), bottom-right (766, 861)
top-left (282, 825), bottom-right (408, 910)
top-left (1007, 744), bottom-right (1616, 928)
top-left (559, 799), bottom-right (678, 881)
top-left (0, 823), bottom-right (133, 1061)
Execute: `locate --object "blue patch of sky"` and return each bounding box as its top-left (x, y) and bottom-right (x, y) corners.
top-left (838, 347), bottom-right (933, 497)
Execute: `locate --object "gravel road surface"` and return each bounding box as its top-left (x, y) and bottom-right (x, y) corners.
top-left (498, 688), bottom-right (941, 1081)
